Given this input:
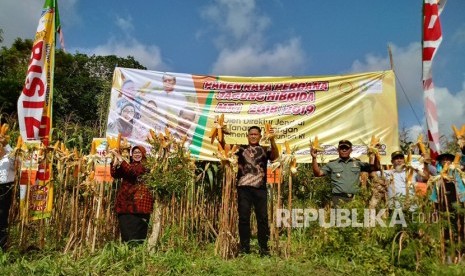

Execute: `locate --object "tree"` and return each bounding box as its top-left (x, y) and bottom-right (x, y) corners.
top-left (0, 38), bottom-right (33, 114)
top-left (0, 36), bottom-right (147, 148)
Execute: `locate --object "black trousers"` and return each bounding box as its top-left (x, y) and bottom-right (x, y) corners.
top-left (0, 183), bottom-right (13, 251)
top-left (118, 213), bottom-right (150, 244)
top-left (331, 194), bottom-right (354, 208)
top-left (237, 186), bottom-right (269, 252)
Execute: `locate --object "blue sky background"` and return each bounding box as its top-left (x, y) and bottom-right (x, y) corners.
top-left (1, 0), bottom-right (464, 141)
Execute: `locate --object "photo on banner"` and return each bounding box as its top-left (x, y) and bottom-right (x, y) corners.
top-left (106, 68), bottom-right (399, 164)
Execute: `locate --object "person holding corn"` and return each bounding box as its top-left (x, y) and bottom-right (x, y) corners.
top-left (311, 140), bottom-right (379, 207)
top-left (236, 125), bottom-right (279, 256)
top-left (110, 145), bottom-right (154, 244)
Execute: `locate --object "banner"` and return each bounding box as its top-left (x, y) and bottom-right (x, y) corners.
top-left (422, 0), bottom-right (445, 160)
top-left (17, 0), bottom-right (58, 145)
top-left (92, 138), bottom-right (113, 183)
top-left (17, 0), bottom-right (59, 220)
top-left (106, 68), bottom-right (399, 164)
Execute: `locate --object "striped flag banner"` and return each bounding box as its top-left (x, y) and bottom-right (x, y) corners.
top-left (422, 0), bottom-right (445, 160)
top-left (16, 0), bottom-right (61, 220)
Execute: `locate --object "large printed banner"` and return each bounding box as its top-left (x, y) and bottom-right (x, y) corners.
top-left (106, 68), bottom-right (399, 163)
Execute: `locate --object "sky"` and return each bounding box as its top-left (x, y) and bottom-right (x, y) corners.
top-left (1, 0), bottom-right (464, 142)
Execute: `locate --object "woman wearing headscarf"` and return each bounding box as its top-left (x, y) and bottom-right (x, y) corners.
top-left (111, 145), bottom-right (154, 244)
top-left (107, 100), bottom-right (137, 138)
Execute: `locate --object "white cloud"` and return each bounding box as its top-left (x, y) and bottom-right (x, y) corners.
top-left (211, 38), bottom-right (306, 75)
top-left (74, 37), bottom-right (167, 70)
top-left (452, 24), bottom-right (465, 45)
top-left (435, 85), bottom-right (465, 134)
top-left (405, 124), bottom-right (425, 142)
top-left (115, 15), bottom-right (134, 34)
top-left (201, 0), bottom-right (270, 46)
top-left (71, 11), bottom-right (167, 70)
top-left (0, 0), bottom-right (43, 46)
top-left (0, 0), bottom-right (78, 47)
top-left (349, 43), bottom-right (423, 112)
top-left (201, 0), bottom-right (307, 76)
top-left (348, 43), bottom-right (465, 138)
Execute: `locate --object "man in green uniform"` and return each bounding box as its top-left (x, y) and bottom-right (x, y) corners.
top-left (311, 140), bottom-right (378, 207)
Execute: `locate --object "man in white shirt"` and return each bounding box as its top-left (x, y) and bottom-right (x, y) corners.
top-left (383, 150), bottom-right (434, 210)
top-left (0, 135), bottom-right (15, 251)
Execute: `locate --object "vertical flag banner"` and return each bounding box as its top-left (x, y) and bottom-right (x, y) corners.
top-left (17, 0), bottom-right (58, 146)
top-left (17, 0), bottom-right (60, 220)
top-left (106, 68), bottom-right (399, 164)
top-left (422, 0), bottom-right (445, 160)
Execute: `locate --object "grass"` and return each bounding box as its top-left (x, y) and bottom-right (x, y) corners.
top-left (1, 235), bottom-right (464, 276)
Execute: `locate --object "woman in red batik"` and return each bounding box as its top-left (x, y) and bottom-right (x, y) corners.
top-left (111, 145), bottom-right (154, 244)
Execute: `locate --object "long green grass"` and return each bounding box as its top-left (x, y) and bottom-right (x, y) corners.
top-left (0, 231), bottom-right (464, 276)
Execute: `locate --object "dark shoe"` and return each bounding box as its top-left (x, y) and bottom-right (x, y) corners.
top-left (259, 248), bottom-right (270, 257)
top-left (239, 247), bottom-right (250, 255)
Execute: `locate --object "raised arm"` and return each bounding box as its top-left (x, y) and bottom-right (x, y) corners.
top-left (311, 147), bottom-right (325, 177)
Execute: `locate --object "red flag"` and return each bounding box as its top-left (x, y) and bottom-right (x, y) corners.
top-left (422, 0), bottom-right (445, 160)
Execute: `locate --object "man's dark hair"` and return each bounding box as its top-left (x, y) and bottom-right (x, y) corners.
top-left (248, 126), bottom-right (261, 134)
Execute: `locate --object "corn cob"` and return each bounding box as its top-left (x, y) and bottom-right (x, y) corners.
top-left (311, 136), bottom-right (324, 152)
top-left (0, 123), bottom-right (9, 135)
top-left (416, 134), bottom-right (426, 155)
top-left (370, 135), bottom-right (380, 147)
top-left (453, 153), bottom-right (461, 166)
top-left (0, 123), bottom-right (10, 145)
top-left (217, 114), bottom-right (224, 142)
top-left (53, 140), bottom-right (60, 151)
top-left (264, 123), bottom-right (271, 136)
top-left (284, 141), bottom-right (291, 154)
top-left (107, 133), bottom-right (122, 150)
top-left (452, 124), bottom-right (465, 138)
top-left (290, 158), bottom-right (297, 175)
top-left (88, 171), bottom-right (95, 181)
top-left (15, 135), bottom-right (23, 150)
top-left (90, 140), bottom-right (96, 154)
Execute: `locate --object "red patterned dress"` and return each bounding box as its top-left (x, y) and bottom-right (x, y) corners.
top-left (111, 146), bottom-right (154, 243)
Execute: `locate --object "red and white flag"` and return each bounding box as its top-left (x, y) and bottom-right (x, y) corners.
top-left (422, 0), bottom-right (446, 160)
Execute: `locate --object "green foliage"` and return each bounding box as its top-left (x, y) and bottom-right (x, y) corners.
top-left (144, 136), bottom-right (196, 202)
top-left (195, 161), bottom-right (223, 199)
top-left (0, 39), bottom-right (146, 148)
